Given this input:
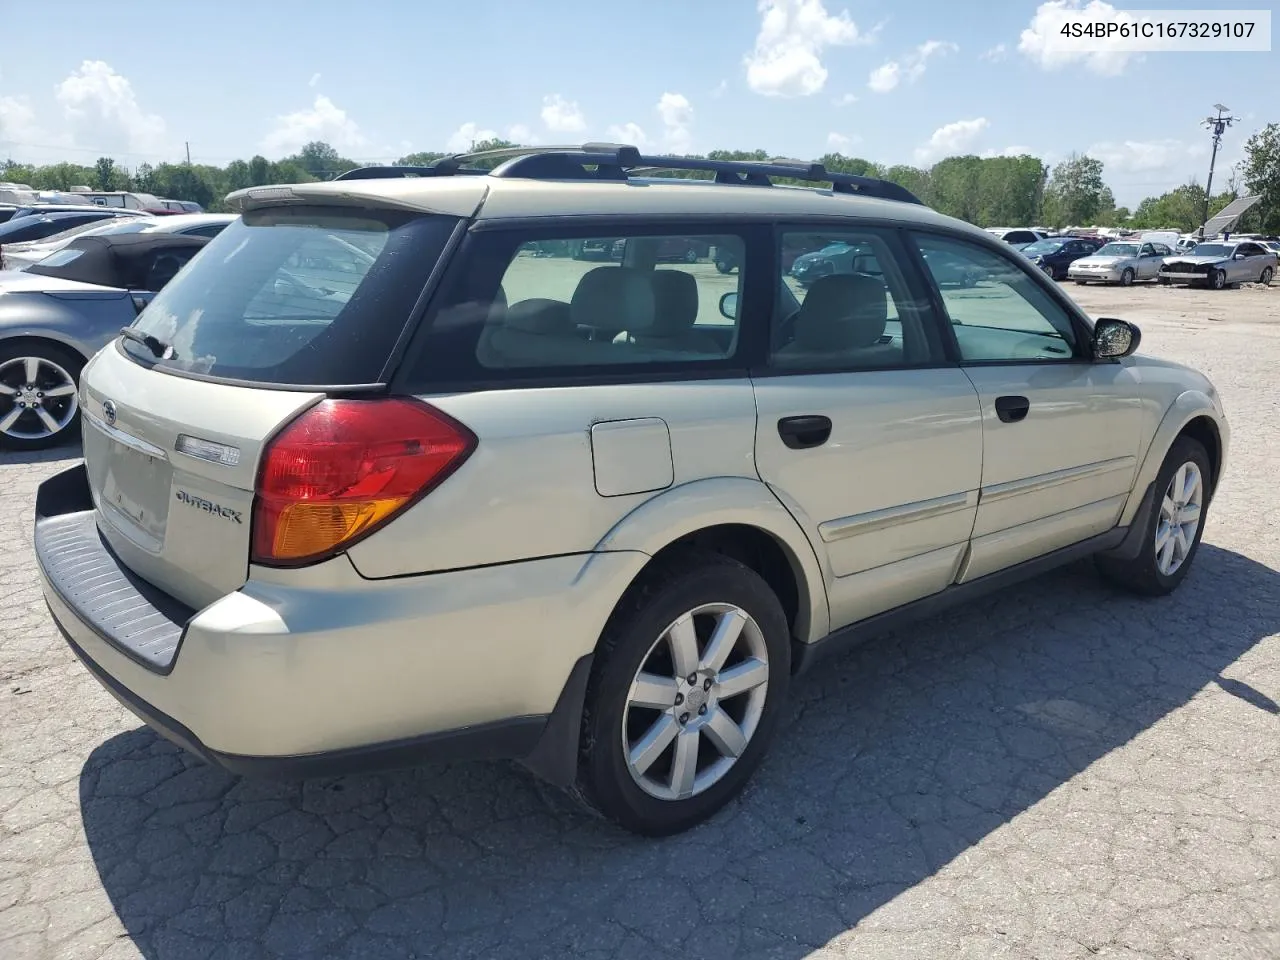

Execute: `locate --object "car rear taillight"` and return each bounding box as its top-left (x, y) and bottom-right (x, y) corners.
top-left (251, 398), bottom-right (476, 566)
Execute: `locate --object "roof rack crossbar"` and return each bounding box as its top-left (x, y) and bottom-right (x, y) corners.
top-left (335, 144), bottom-right (924, 205)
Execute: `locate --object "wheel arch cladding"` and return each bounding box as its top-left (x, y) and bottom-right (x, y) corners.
top-left (591, 476), bottom-right (831, 645)
top-left (1177, 415), bottom-right (1222, 495)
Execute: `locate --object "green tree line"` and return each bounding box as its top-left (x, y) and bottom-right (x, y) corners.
top-left (6, 124), bottom-right (1278, 234)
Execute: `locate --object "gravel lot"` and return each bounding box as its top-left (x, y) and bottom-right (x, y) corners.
top-left (1, 281), bottom-right (1277, 960)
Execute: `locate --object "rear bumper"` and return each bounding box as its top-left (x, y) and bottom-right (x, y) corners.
top-left (35, 464), bottom-right (645, 781)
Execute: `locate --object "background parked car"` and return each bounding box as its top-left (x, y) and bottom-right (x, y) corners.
top-left (2, 203), bottom-right (151, 221)
top-left (0, 210), bottom-right (147, 250)
top-left (1067, 239), bottom-right (1173, 286)
top-left (1021, 236), bottom-right (1106, 280)
top-left (1159, 239), bottom-right (1277, 290)
top-left (986, 227), bottom-right (1049, 247)
top-left (0, 213), bottom-right (236, 270)
top-left (0, 233), bottom-right (211, 448)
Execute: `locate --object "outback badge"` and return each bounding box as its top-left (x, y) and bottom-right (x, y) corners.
top-left (175, 489), bottom-right (243, 524)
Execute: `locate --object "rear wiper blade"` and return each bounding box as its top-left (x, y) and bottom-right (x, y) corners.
top-left (119, 326), bottom-right (172, 359)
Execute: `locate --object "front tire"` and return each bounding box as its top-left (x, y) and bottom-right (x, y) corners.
top-left (1120, 268), bottom-right (1135, 286)
top-left (1211, 268), bottom-right (1226, 290)
top-left (715, 259), bottom-right (735, 275)
top-left (0, 341), bottom-right (83, 451)
top-left (577, 551), bottom-right (791, 836)
top-left (1096, 437), bottom-right (1211, 597)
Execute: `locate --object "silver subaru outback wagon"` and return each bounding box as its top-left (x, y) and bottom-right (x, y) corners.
top-left (34, 144), bottom-right (1228, 836)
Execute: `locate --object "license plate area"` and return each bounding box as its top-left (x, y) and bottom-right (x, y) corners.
top-left (92, 423), bottom-right (175, 555)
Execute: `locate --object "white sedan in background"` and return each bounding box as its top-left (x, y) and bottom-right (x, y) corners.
top-left (1067, 239), bottom-right (1173, 286)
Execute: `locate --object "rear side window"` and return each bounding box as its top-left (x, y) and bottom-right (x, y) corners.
top-left (125, 206), bottom-right (457, 386)
top-left (402, 224), bottom-right (748, 387)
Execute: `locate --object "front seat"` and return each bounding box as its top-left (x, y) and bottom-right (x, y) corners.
top-left (774, 273), bottom-right (895, 367)
top-left (632, 270), bottom-right (721, 355)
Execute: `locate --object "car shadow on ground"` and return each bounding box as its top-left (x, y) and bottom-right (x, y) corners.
top-left (78, 543), bottom-right (1280, 960)
top-left (0, 443), bottom-right (80, 468)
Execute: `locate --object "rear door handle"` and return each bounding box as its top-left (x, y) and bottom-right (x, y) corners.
top-left (995, 395), bottom-right (1030, 423)
top-left (777, 415), bottom-right (832, 450)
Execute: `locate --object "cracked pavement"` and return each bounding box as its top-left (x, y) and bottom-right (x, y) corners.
top-left (1, 288), bottom-right (1278, 959)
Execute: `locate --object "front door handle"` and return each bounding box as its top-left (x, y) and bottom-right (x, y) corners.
top-left (777, 415), bottom-right (832, 449)
top-left (995, 395), bottom-right (1030, 424)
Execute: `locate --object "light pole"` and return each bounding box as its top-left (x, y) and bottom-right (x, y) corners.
top-left (1199, 104), bottom-right (1236, 237)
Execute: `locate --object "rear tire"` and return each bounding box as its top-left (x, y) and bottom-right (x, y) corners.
top-left (715, 259), bottom-right (735, 274)
top-left (576, 551), bottom-right (791, 836)
top-left (0, 341), bottom-right (84, 451)
top-left (1096, 437), bottom-right (1211, 597)
top-left (1259, 266), bottom-right (1273, 286)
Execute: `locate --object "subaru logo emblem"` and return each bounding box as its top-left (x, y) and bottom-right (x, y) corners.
top-left (102, 400), bottom-right (117, 426)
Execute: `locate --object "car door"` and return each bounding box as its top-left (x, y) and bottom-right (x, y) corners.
top-left (1233, 242), bottom-right (1264, 281)
top-left (751, 226), bottom-right (983, 629)
top-left (1136, 243), bottom-right (1162, 280)
top-left (908, 231), bottom-right (1144, 583)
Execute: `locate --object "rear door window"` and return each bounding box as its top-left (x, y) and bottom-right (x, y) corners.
top-left (123, 206), bottom-right (458, 386)
top-left (400, 223), bottom-right (754, 388)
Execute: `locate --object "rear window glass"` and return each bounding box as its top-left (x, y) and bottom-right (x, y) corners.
top-left (124, 206), bottom-right (457, 386)
top-left (35, 248), bottom-right (85, 267)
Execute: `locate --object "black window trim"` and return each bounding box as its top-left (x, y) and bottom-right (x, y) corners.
top-left (747, 220), bottom-right (957, 379)
top-left (390, 216), bottom-right (773, 396)
top-left (903, 226), bottom-right (1102, 367)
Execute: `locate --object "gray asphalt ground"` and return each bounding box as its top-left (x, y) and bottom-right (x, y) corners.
top-left (1, 279), bottom-right (1277, 959)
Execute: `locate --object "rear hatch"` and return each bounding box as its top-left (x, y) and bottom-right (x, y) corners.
top-left (82, 200), bottom-right (464, 610)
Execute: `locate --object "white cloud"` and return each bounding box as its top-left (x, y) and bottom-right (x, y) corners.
top-left (867, 62), bottom-right (900, 93)
top-left (0, 95), bottom-right (45, 147)
top-left (867, 40), bottom-right (957, 93)
top-left (1019, 0), bottom-right (1137, 75)
top-left (55, 60), bottom-right (168, 155)
top-left (540, 94), bottom-right (586, 134)
top-left (656, 92), bottom-right (693, 153)
top-left (981, 43), bottom-right (1007, 62)
top-left (711, 79), bottom-right (729, 99)
top-left (981, 144), bottom-right (1034, 158)
top-left (1087, 139), bottom-right (1205, 174)
top-left (827, 132), bottom-right (862, 150)
top-left (915, 117), bottom-right (989, 163)
top-left (308, 72), bottom-right (321, 88)
top-left (445, 121), bottom-right (499, 153)
top-left (606, 122), bottom-right (649, 147)
top-left (261, 95), bottom-right (367, 156)
top-left (507, 123), bottom-right (537, 145)
top-left (833, 92), bottom-right (859, 106)
top-left (744, 0), bottom-right (871, 97)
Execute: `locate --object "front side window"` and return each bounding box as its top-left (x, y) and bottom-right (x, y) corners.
top-left (125, 206), bottom-right (457, 386)
top-left (409, 227), bottom-right (747, 381)
top-left (771, 229), bottom-right (941, 370)
top-left (911, 233), bottom-right (1078, 363)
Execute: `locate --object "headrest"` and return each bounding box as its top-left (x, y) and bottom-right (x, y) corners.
top-left (570, 266), bottom-right (654, 334)
top-left (503, 298), bottom-right (575, 335)
top-left (649, 270), bottom-right (699, 335)
top-left (793, 274), bottom-right (888, 351)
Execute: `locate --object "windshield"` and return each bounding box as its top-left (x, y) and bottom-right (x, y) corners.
top-left (1189, 243), bottom-right (1232, 257)
top-left (125, 206), bottom-right (458, 386)
top-left (1095, 243), bottom-right (1139, 257)
top-left (1022, 239), bottom-right (1067, 255)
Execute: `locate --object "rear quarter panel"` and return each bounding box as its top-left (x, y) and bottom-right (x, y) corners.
top-left (345, 380), bottom-right (763, 578)
top-left (0, 292), bottom-right (134, 362)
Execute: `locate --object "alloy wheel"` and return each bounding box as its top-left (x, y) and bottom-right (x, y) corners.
top-left (0, 356), bottom-right (79, 442)
top-left (1154, 461), bottom-right (1203, 577)
top-left (622, 602), bottom-right (769, 801)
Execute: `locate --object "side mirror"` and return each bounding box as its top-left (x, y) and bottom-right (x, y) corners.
top-left (1233, 252), bottom-right (1247, 260)
top-left (1092, 317), bottom-right (1140, 360)
top-left (719, 291), bottom-right (739, 320)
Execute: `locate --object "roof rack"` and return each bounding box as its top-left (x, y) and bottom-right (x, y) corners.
top-left (333, 143), bottom-right (923, 205)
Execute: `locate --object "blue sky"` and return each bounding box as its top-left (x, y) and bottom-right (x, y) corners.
top-left (0, 0), bottom-right (1274, 207)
